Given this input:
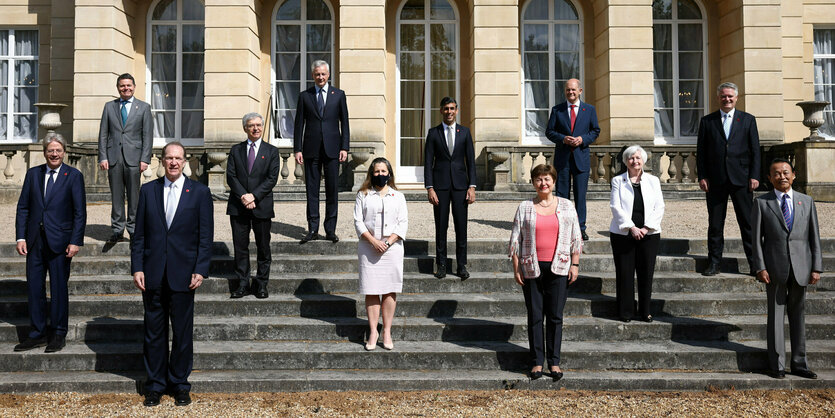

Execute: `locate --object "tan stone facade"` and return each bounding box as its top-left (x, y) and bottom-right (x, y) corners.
top-left (1, 0), bottom-right (834, 188)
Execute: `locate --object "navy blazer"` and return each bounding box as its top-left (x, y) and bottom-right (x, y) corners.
top-left (131, 176), bottom-right (214, 292)
top-left (15, 164), bottom-right (87, 254)
top-left (545, 101), bottom-right (601, 172)
top-left (226, 140), bottom-right (281, 219)
top-left (423, 123), bottom-right (477, 191)
top-left (696, 109), bottom-right (761, 187)
top-left (293, 85), bottom-right (350, 159)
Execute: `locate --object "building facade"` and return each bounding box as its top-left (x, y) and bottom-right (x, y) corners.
top-left (1, 0), bottom-right (834, 189)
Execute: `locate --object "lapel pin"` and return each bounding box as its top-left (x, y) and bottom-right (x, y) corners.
top-left (63, 172), bottom-right (68, 176)
top-left (261, 156), bottom-right (265, 159)
top-left (186, 189), bottom-right (190, 193)
top-left (456, 129), bottom-right (460, 133)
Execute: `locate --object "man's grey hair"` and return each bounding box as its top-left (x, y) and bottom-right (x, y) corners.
top-left (716, 82), bottom-right (739, 96)
top-left (42, 132), bottom-right (66, 152)
top-left (622, 145), bottom-right (648, 166)
top-left (242, 112), bottom-right (263, 128)
top-left (311, 60), bottom-right (330, 74)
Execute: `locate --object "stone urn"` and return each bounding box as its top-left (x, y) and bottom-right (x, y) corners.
top-left (796, 100), bottom-right (831, 141)
top-left (34, 103), bottom-right (68, 133)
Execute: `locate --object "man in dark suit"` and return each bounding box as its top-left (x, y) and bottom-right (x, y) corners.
top-left (696, 82), bottom-right (761, 276)
top-left (752, 158), bottom-right (821, 379)
top-left (131, 142), bottom-right (213, 407)
top-left (14, 133), bottom-right (86, 353)
top-left (424, 97), bottom-right (477, 279)
top-left (98, 73), bottom-right (153, 243)
top-left (545, 78), bottom-right (600, 241)
top-left (226, 113), bottom-right (280, 299)
top-left (293, 60), bottom-right (350, 244)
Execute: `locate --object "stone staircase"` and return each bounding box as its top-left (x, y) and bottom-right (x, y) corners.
top-left (0, 238), bottom-right (833, 393)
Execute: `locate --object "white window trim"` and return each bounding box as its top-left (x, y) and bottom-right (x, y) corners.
top-left (652, 0), bottom-right (708, 145)
top-left (813, 26), bottom-right (835, 139)
top-left (146, 0), bottom-right (205, 147)
top-left (270, 0), bottom-right (336, 146)
top-left (519, 0), bottom-right (584, 146)
top-left (1, 28), bottom-right (38, 143)
top-left (395, 0), bottom-right (460, 184)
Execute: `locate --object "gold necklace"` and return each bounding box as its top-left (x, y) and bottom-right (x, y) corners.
top-left (537, 198), bottom-right (555, 208)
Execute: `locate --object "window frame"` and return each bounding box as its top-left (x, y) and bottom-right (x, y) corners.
top-left (1, 28), bottom-right (39, 143)
top-left (270, 0), bottom-right (336, 146)
top-left (652, 0), bottom-right (709, 145)
top-left (813, 25), bottom-right (835, 139)
top-left (519, 0), bottom-right (584, 146)
top-left (395, 0), bottom-right (460, 183)
top-left (145, 0), bottom-right (206, 146)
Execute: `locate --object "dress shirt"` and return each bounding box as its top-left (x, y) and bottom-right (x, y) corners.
top-left (247, 138), bottom-right (262, 156)
top-left (316, 83), bottom-right (329, 107)
top-left (43, 164), bottom-right (63, 195)
top-left (444, 122), bottom-right (456, 152)
top-left (774, 188), bottom-right (794, 220)
top-left (163, 174), bottom-right (186, 218)
top-left (353, 187), bottom-right (409, 241)
top-left (720, 108), bottom-right (735, 136)
top-left (120, 97), bottom-right (134, 115)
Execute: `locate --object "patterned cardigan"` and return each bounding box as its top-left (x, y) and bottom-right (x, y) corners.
top-left (508, 198), bottom-right (583, 278)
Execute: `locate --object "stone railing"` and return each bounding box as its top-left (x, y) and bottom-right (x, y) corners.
top-left (483, 145), bottom-right (698, 191)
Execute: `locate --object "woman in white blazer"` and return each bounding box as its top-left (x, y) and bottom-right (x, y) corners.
top-left (609, 145), bottom-right (665, 322)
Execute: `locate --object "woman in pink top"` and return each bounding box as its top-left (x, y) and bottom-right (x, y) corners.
top-left (509, 164), bottom-right (583, 381)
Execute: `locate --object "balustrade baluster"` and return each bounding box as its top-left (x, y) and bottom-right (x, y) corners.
top-left (3, 151), bottom-right (16, 181)
top-left (680, 152), bottom-right (691, 183)
top-left (279, 152), bottom-right (290, 184)
top-left (666, 151), bottom-right (678, 183)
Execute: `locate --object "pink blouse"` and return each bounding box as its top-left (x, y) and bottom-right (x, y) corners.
top-left (534, 212), bottom-right (559, 262)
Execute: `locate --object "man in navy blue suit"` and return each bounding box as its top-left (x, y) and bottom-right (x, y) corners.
top-left (546, 78), bottom-right (600, 241)
top-left (424, 97), bottom-right (477, 280)
top-left (14, 133), bottom-right (87, 353)
top-left (131, 142), bottom-right (213, 407)
top-left (294, 60), bottom-right (350, 244)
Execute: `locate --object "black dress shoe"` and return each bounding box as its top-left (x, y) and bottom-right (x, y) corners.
top-left (174, 390), bottom-right (191, 406)
top-left (550, 370), bottom-right (564, 382)
top-left (529, 370), bottom-right (543, 380)
top-left (325, 234), bottom-right (339, 243)
top-left (581, 231), bottom-right (589, 241)
top-left (45, 335), bottom-right (66, 353)
top-left (456, 266), bottom-right (470, 280)
top-left (300, 231), bottom-right (319, 244)
top-left (13, 336), bottom-right (47, 352)
top-left (255, 289), bottom-right (269, 299)
top-left (230, 289), bottom-right (248, 299)
top-left (791, 369), bottom-right (818, 379)
top-left (641, 315), bottom-right (653, 323)
top-left (619, 317), bottom-right (632, 323)
top-left (143, 391), bottom-right (161, 407)
top-left (769, 370), bottom-right (786, 379)
top-left (435, 264), bottom-right (446, 279)
top-left (702, 263), bottom-right (721, 276)
top-left (107, 233), bottom-right (125, 243)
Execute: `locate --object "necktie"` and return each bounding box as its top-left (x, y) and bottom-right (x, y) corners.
top-left (247, 142), bottom-right (256, 174)
top-left (447, 125), bottom-right (455, 154)
top-left (781, 194), bottom-right (793, 231)
top-left (317, 88), bottom-right (325, 115)
top-left (120, 100), bottom-right (128, 125)
top-left (44, 169), bottom-right (55, 199)
top-left (166, 183), bottom-right (177, 229)
top-left (570, 105), bottom-right (577, 133)
top-left (723, 113), bottom-right (731, 140)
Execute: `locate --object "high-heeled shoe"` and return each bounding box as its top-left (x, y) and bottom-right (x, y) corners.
top-left (529, 369), bottom-right (543, 380)
top-left (365, 332), bottom-right (378, 351)
top-left (382, 340), bottom-right (394, 350)
top-left (551, 371), bottom-right (564, 382)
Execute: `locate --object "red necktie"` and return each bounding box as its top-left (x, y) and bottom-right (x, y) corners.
top-left (570, 105), bottom-right (577, 133)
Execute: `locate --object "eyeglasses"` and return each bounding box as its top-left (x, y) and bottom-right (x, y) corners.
top-left (45, 149), bottom-right (65, 155)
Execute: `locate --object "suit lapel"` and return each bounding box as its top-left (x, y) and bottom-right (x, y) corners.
top-left (171, 178), bottom-right (192, 226)
top-left (155, 178), bottom-right (167, 229)
top-left (438, 125), bottom-right (452, 157)
top-left (38, 165), bottom-right (47, 207)
top-left (766, 194), bottom-right (789, 232)
top-left (560, 104), bottom-right (571, 133)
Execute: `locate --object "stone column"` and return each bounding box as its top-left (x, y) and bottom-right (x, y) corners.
top-left (780, 0), bottom-right (806, 142)
top-left (592, 0), bottom-right (654, 145)
top-left (203, 1), bottom-right (262, 144)
top-left (73, 0), bottom-right (138, 144)
top-left (50, 0), bottom-right (74, 141)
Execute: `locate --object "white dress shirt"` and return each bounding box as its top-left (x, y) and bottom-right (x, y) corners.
top-left (43, 164), bottom-right (63, 196)
top-left (316, 83), bottom-right (329, 107)
top-left (164, 174), bottom-right (186, 222)
top-left (774, 188), bottom-right (794, 220)
top-left (120, 96), bottom-right (134, 115)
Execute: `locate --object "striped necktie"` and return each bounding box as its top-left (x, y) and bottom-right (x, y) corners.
top-left (781, 194), bottom-right (793, 231)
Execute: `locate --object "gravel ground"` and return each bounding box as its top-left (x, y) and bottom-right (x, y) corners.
top-left (2, 199), bottom-right (835, 243)
top-left (0, 389), bottom-right (833, 416)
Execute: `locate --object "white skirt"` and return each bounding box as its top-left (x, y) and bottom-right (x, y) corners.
top-left (357, 239), bottom-right (404, 295)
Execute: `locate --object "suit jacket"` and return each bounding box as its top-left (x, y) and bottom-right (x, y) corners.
top-left (696, 109), bottom-right (761, 187)
top-left (293, 85), bottom-right (350, 159)
top-left (98, 97), bottom-right (153, 166)
top-left (423, 123), bottom-right (477, 191)
top-left (226, 140), bottom-right (281, 219)
top-left (608, 172), bottom-right (665, 235)
top-left (131, 176), bottom-right (214, 292)
top-left (751, 190), bottom-right (822, 286)
top-left (15, 164), bottom-right (87, 254)
top-left (545, 101), bottom-right (600, 172)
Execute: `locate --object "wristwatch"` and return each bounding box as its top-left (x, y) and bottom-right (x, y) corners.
top-left (385, 241), bottom-right (391, 248)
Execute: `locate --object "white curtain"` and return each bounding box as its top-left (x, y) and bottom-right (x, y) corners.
top-left (814, 29), bottom-right (835, 138)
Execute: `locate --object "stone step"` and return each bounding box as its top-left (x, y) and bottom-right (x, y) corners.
top-left (4, 253), bottom-right (832, 277)
top-left (1, 291), bottom-right (834, 318)
top-left (1, 315), bottom-right (832, 344)
top-left (0, 369), bottom-right (832, 393)
top-left (1, 339), bottom-right (832, 373)
top-left (2, 272), bottom-right (834, 297)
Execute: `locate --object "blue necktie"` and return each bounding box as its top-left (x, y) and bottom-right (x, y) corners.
top-left (120, 100), bottom-right (128, 125)
top-left (317, 88), bottom-right (325, 115)
top-left (44, 169), bottom-right (55, 199)
top-left (781, 194), bottom-right (793, 231)
top-left (722, 113), bottom-right (731, 140)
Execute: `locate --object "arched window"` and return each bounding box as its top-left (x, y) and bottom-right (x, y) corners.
top-left (147, 0), bottom-right (205, 145)
top-left (397, 0), bottom-right (458, 182)
top-left (652, 0), bottom-right (707, 144)
top-left (0, 29), bottom-right (38, 142)
top-left (520, 0), bottom-right (582, 145)
top-left (272, 0), bottom-right (334, 145)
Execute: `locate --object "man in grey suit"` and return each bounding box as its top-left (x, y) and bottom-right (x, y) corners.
top-left (98, 73), bottom-right (153, 243)
top-left (751, 158), bottom-right (822, 380)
